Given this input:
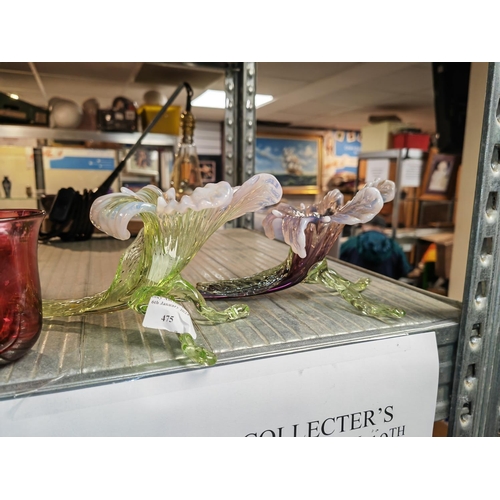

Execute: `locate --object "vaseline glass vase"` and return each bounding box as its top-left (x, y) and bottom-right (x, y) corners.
top-left (43, 174), bottom-right (283, 366)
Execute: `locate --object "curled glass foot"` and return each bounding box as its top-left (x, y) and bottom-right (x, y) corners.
top-left (178, 333), bottom-right (217, 366)
top-left (305, 260), bottom-right (405, 320)
top-left (304, 259), bottom-right (370, 293)
top-left (128, 275), bottom-right (250, 324)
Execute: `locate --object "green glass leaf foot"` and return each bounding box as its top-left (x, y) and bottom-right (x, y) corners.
top-left (312, 265), bottom-right (405, 320)
top-left (305, 259), bottom-right (371, 293)
top-left (178, 333), bottom-right (217, 366)
top-left (198, 303), bottom-right (250, 323)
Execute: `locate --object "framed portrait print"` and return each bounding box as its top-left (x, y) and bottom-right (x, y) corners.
top-left (420, 151), bottom-right (460, 201)
top-left (255, 134), bottom-right (322, 194)
top-left (125, 147), bottom-right (159, 176)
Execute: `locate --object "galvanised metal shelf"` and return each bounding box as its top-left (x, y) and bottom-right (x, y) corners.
top-left (0, 124), bottom-right (177, 147)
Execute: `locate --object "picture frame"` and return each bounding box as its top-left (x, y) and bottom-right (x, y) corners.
top-left (323, 130), bottom-right (361, 193)
top-left (420, 150), bottom-right (460, 201)
top-left (255, 134), bottom-right (322, 194)
top-left (198, 154), bottom-right (222, 185)
top-left (121, 180), bottom-right (152, 193)
top-left (125, 147), bottom-right (159, 176)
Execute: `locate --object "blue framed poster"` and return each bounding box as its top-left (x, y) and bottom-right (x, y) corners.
top-left (323, 130), bottom-right (361, 192)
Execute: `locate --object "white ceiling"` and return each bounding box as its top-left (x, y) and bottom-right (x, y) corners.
top-left (0, 62), bottom-right (436, 133)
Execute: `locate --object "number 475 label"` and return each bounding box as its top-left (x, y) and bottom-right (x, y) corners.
top-left (142, 296), bottom-right (197, 338)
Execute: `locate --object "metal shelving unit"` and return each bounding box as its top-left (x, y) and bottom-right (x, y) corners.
top-left (222, 62), bottom-right (257, 229)
top-left (1, 62), bottom-right (500, 436)
top-left (448, 63), bottom-right (500, 437)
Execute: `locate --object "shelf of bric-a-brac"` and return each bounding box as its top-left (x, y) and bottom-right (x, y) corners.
top-left (0, 125), bottom-right (178, 206)
top-left (0, 124), bottom-right (177, 147)
top-left (0, 197), bottom-right (38, 209)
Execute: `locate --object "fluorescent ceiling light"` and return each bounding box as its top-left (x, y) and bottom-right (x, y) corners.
top-left (255, 94), bottom-right (274, 107)
top-left (192, 89), bottom-right (273, 109)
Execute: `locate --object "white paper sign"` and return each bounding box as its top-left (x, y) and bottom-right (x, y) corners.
top-left (400, 159), bottom-right (423, 187)
top-left (0, 332), bottom-right (440, 437)
top-left (142, 296), bottom-right (197, 338)
top-left (365, 159), bottom-right (390, 182)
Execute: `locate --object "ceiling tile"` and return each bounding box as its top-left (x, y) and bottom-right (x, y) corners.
top-left (321, 86), bottom-right (398, 107)
top-left (0, 62), bottom-right (31, 72)
top-left (257, 62), bottom-right (359, 82)
top-left (280, 99), bottom-right (348, 116)
top-left (367, 65), bottom-right (434, 93)
top-left (256, 76), bottom-right (309, 95)
top-left (134, 63), bottom-right (223, 89)
top-left (32, 62), bottom-right (140, 82)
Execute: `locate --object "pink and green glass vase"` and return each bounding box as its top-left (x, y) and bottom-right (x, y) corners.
top-left (43, 176), bottom-right (404, 367)
top-left (197, 179), bottom-right (405, 320)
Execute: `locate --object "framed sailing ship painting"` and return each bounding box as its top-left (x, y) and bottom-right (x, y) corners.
top-left (255, 134), bottom-right (322, 194)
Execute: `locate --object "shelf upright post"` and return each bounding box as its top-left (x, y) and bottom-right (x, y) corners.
top-left (448, 62), bottom-right (500, 437)
top-left (391, 148), bottom-right (405, 239)
top-left (223, 62), bottom-right (257, 229)
top-left (33, 144), bottom-right (46, 210)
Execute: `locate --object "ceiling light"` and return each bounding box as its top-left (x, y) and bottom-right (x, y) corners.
top-left (8, 93), bottom-right (19, 100)
top-left (192, 90), bottom-right (273, 109)
top-left (255, 94), bottom-right (274, 108)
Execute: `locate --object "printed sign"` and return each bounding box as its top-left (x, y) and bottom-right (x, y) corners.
top-left (400, 159), bottom-right (424, 188)
top-left (365, 158), bottom-right (390, 182)
top-left (0, 332), bottom-right (439, 437)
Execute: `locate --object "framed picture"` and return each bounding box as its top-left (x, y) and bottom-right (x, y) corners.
top-left (198, 154), bottom-right (222, 185)
top-left (125, 147), bottom-right (159, 176)
top-left (121, 180), bottom-right (151, 193)
top-left (421, 150), bottom-right (460, 200)
top-left (255, 134), bottom-right (322, 194)
top-left (323, 130), bottom-right (361, 193)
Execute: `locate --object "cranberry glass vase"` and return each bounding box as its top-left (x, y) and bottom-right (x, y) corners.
top-left (0, 209), bottom-right (45, 365)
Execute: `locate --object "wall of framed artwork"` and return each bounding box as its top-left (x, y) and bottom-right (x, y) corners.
top-left (255, 134), bottom-right (322, 194)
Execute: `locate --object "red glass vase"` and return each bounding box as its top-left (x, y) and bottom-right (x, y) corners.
top-left (0, 209), bottom-right (45, 365)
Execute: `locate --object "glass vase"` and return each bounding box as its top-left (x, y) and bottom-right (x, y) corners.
top-left (197, 179), bottom-right (406, 320)
top-left (42, 175), bottom-right (283, 366)
top-left (0, 209), bottom-right (45, 365)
